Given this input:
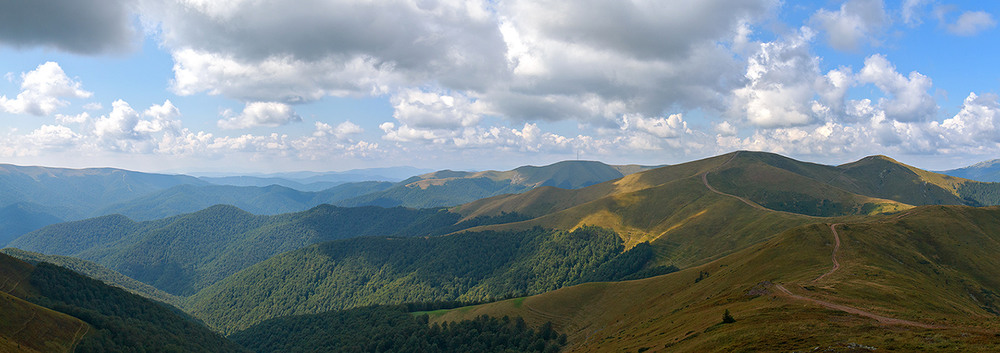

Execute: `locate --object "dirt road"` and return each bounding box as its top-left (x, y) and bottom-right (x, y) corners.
top-left (814, 223), bottom-right (842, 282)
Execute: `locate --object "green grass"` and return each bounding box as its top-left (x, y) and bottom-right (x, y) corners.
top-left (433, 205), bottom-right (1000, 352)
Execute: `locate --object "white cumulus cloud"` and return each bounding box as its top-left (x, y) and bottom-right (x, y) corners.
top-left (0, 62), bottom-right (92, 116)
top-left (218, 102), bottom-right (302, 129)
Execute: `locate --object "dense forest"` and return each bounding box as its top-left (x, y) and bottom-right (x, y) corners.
top-left (230, 305), bottom-right (566, 353)
top-left (9, 204), bottom-right (514, 296)
top-left (26, 262), bottom-right (246, 352)
top-left (189, 226), bottom-right (673, 333)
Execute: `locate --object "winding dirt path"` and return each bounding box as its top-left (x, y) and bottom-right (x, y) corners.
top-left (774, 284), bottom-right (939, 329)
top-left (699, 153), bottom-right (942, 329)
top-left (68, 322), bottom-right (89, 353)
top-left (10, 308), bottom-right (38, 340)
top-left (814, 223), bottom-right (842, 282)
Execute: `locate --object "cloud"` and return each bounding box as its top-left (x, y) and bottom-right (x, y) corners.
top-left (391, 89), bottom-right (485, 129)
top-left (624, 113), bottom-right (691, 139)
top-left (313, 121), bottom-right (364, 139)
top-left (811, 0), bottom-right (886, 51)
top-left (217, 102), bottom-right (302, 129)
top-left (938, 92), bottom-right (1000, 145)
top-left (93, 99), bottom-right (183, 152)
top-left (902, 0), bottom-right (929, 26)
top-left (144, 0), bottom-right (777, 129)
top-left (947, 11), bottom-right (997, 36)
top-left (148, 0), bottom-right (506, 101)
top-left (0, 62), bottom-right (92, 116)
top-left (0, 0), bottom-right (137, 54)
top-left (731, 28), bottom-right (822, 127)
top-left (857, 54), bottom-right (937, 122)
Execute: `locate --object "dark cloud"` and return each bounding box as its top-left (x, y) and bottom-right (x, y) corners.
top-left (0, 0), bottom-right (137, 54)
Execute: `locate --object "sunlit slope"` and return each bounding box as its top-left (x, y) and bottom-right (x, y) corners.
top-left (435, 205), bottom-right (1000, 352)
top-left (454, 154), bottom-right (735, 220)
top-left (459, 151), bottom-right (997, 222)
top-left (340, 160), bottom-right (657, 208)
top-left (710, 152), bottom-right (1000, 215)
top-left (0, 293), bottom-right (85, 353)
top-left (475, 176), bottom-right (818, 267)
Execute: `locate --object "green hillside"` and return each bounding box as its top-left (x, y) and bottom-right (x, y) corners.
top-left (229, 305), bottom-right (566, 353)
top-left (186, 227), bottom-right (671, 334)
top-left (7, 204), bottom-right (482, 296)
top-left (0, 253), bottom-right (246, 352)
top-left (1, 248), bottom-right (180, 307)
top-left (434, 205), bottom-right (1000, 352)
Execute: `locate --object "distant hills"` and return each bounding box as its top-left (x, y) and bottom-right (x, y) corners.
top-left (5, 151), bottom-right (1000, 351)
top-left (0, 160), bottom-right (651, 245)
top-left (940, 158), bottom-right (1000, 182)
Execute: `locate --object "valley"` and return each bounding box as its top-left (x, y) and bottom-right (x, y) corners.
top-left (3, 151), bottom-right (1000, 351)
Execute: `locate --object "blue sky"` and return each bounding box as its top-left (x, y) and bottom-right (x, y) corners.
top-left (1, 0), bottom-right (998, 173)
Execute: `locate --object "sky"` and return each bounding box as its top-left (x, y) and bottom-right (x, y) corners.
top-left (1, 0), bottom-right (999, 174)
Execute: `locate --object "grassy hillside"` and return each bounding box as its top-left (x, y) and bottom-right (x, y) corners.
top-left (7, 204), bottom-right (491, 296)
top-left (0, 253), bottom-right (245, 352)
top-left (186, 227), bottom-right (671, 334)
top-left (434, 205), bottom-right (1000, 352)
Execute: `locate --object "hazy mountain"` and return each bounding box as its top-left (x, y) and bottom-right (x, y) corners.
top-left (96, 181), bottom-right (393, 221)
top-left (0, 202), bottom-right (62, 247)
top-left (0, 164), bottom-right (208, 221)
top-left (939, 158), bottom-right (1000, 182)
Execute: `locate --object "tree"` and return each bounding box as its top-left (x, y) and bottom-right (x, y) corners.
top-left (722, 309), bottom-right (736, 324)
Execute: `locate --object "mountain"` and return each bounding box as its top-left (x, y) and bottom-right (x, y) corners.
top-left (186, 226), bottom-right (671, 334)
top-left (95, 181), bottom-right (393, 221)
top-left (1, 248), bottom-right (180, 306)
top-left (434, 205), bottom-right (1000, 351)
top-left (7, 204), bottom-right (485, 296)
top-left (0, 164), bottom-right (209, 245)
top-left (0, 202), bottom-right (62, 247)
top-left (0, 164), bottom-right (208, 221)
top-left (198, 166), bottom-right (431, 191)
top-left (940, 158), bottom-right (1000, 182)
top-left (0, 253), bottom-right (246, 352)
top-left (339, 160), bottom-right (659, 208)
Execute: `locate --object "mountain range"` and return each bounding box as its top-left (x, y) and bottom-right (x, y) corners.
top-left (0, 160), bottom-right (651, 246)
top-left (3, 151), bottom-right (1000, 351)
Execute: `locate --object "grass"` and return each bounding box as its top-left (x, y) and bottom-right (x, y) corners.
top-left (432, 205), bottom-right (1000, 352)
top-left (0, 255), bottom-right (87, 353)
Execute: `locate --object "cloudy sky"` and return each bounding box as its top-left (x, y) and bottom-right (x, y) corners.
top-left (1, 0), bottom-right (998, 173)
